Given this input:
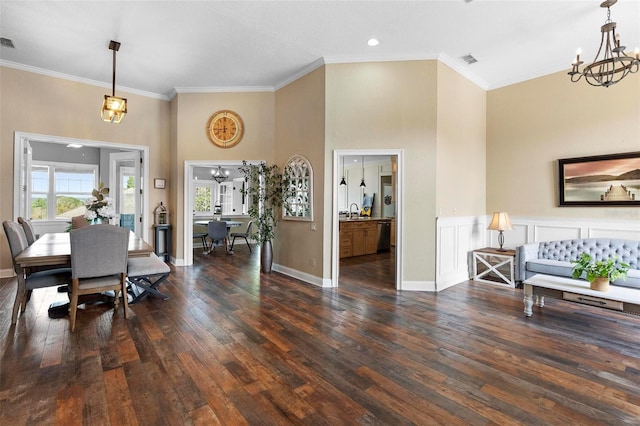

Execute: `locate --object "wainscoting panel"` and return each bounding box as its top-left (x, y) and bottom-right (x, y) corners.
top-left (589, 228), bottom-right (640, 240)
top-left (436, 216), bottom-right (484, 291)
top-left (437, 215), bottom-right (640, 292)
top-left (534, 225), bottom-right (582, 243)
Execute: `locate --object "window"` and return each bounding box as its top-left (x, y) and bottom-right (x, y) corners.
top-left (194, 182), bottom-right (215, 215)
top-left (283, 155), bottom-right (313, 221)
top-left (193, 180), bottom-right (241, 217)
top-left (30, 161), bottom-right (98, 220)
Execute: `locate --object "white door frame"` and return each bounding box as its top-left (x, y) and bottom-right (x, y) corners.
top-left (13, 132), bottom-right (150, 242)
top-left (332, 149), bottom-right (403, 288)
top-left (183, 159), bottom-right (263, 266)
top-left (109, 151), bottom-right (141, 235)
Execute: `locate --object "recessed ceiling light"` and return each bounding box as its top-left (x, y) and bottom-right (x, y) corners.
top-left (367, 38), bottom-right (379, 47)
top-left (66, 143), bottom-right (83, 148)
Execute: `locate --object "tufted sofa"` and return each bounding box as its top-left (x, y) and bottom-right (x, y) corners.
top-left (515, 238), bottom-right (640, 289)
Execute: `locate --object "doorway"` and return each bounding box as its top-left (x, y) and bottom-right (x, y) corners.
top-left (182, 160), bottom-right (262, 266)
top-left (332, 149), bottom-right (403, 289)
top-left (13, 132), bottom-right (150, 240)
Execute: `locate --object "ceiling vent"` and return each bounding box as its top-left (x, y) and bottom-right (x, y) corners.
top-left (460, 54), bottom-right (478, 65)
top-left (1, 37), bottom-right (16, 48)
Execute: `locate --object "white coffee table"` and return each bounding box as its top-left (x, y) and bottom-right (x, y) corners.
top-left (523, 274), bottom-right (640, 317)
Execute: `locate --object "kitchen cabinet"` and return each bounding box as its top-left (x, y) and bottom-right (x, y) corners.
top-left (339, 222), bottom-right (353, 258)
top-left (340, 220), bottom-right (377, 258)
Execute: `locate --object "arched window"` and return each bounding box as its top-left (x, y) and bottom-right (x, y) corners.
top-left (283, 155), bottom-right (313, 221)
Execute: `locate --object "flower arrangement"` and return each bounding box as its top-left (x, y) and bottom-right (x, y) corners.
top-left (85, 182), bottom-right (114, 223)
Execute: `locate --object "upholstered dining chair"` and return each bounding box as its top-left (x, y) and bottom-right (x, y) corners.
top-left (71, 215), bottom-right (90, 229)
top-left (3, 220), bottom-right (71, 324)
top-left (230, 221), bottom-right (253, 252)
top-left (193, 230), bottom-right (209, 254)
top-left (69, 224), bottom-right (130, 331)
top-left (17, 217), bottom-right (38, 245)
top-left (206, 221), bottom-right (228, 255)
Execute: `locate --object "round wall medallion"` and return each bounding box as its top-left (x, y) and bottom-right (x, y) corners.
top-left (206, 110), bottom-right (244, 148)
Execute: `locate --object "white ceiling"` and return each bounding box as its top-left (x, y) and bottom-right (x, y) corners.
top-left (1, 1), bottom-right (638, 99)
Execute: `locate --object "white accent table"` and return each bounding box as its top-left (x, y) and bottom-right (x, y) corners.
top-left (472, 247), bottom-right (516, 288)
top-left (523, 274), bottom-right (640, 317)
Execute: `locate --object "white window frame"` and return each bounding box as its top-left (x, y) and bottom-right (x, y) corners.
top-left (29, 160), bottom-right (98, 221)
top-left (193, 180), bottom-right (217, 217)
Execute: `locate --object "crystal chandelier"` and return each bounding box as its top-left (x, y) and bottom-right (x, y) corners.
top-left (100, 40), bottom-right (127, 123)
top-left (568, 0), bottom-right (639, 88)
top-left (211, 166), bottom-right (229, 183)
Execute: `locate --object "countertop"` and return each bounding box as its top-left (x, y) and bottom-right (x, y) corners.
top-left (339, 217), bottom-right (393, 222)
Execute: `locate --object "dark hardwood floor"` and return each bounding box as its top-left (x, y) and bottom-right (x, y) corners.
top-left (2, 243), bottom-right (640, 425)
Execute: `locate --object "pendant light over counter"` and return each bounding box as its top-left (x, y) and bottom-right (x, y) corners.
top-left (360, 156), bottom-right (366, 187)
top-left (339, 156), bottom-right (347, 186)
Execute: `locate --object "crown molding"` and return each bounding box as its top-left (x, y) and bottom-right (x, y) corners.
top-left (174, 85), bottom-right (274, 94)
top-left (0, 59), bottom-right (170, 100)
top-left (274, 57), bottom-right (326, 90)
top-left (437, 53), bottom-right (489, 91)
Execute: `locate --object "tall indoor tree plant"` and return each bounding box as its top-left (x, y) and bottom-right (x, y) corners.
top-left (239, 161), bottom-right (291, 273)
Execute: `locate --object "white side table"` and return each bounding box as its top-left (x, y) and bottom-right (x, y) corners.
top-left (472, 247), bottom-right (516, 288)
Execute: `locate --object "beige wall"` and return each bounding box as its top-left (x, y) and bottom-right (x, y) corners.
top-left (0, 66), bottom-right (170, 272)
top-left (170, 92), bottom-right (276, 261)
top-left (487, 70), bottom-right (640, 221)
top-left (325, 61), bottom-right (438, 283)
top-left (4, 60), bottom-right (637, 280)
top-left (436, 62), bottom-right (487, 217)
top-left (274, 67), bottom-right (326, 275)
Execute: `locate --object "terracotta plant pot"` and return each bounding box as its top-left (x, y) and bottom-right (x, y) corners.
top-left (590, 277), bottom-right (610, 292)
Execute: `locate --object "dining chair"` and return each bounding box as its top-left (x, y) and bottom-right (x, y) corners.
top-left (230, 221), bottom-right (253, 252)
top-left (69, 224), bottom-right (130, 331)
top-left (71, 215), bottom-right (90, 229)
top-left (3, 220), bottom-right (71, 324)
top-left (193, 230), bottom-right (209, 254)
top-left (17, 217), bottom-right (38, 245)
top-left (206, 221), bottom-right (228, 255)
top-left (127, 252), bottom-right (171, 304)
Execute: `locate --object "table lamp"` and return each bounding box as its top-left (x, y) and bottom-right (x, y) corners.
top-left (487, 212), bottom-right (513, 251)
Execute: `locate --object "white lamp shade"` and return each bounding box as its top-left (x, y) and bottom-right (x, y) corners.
top-left (487, 212), bottom-right (513, 231)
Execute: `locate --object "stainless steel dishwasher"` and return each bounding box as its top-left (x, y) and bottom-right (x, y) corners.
top-left (377, 220), bottom-right (391, 252)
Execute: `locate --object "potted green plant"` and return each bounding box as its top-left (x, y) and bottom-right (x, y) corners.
top-left (571, 253), bottom-right (630, 291)
top-left (239, 161), bottom-right (291, 273)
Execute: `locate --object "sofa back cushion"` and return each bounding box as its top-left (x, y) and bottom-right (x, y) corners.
top-left (537, 238), bottom-right (639, 269)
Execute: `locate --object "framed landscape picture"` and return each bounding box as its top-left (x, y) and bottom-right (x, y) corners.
top-left (558, 151), bottom-right (640, 206)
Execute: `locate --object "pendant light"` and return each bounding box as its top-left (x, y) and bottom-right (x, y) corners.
top-left (211, 165), bottom-right (229, 183)
top-left (339, 156), bottom-right (347, 186)
top-left (360, 156), bottom-right (366, 187)
top-left (100, 40), bottom-right (127, 124)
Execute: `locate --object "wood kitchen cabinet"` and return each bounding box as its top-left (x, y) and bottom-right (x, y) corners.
top-left (339, 222), bottom-right (353, 258)
top-left (340, 220), bottom-right (377, 258)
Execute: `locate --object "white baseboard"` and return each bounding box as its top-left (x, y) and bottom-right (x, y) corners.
top-left (272, 263), bottom-right (331, 287)
top-left (1, 268), bottom-right (15, 279)
top-left (437, 271), bottom-right (470, 291)
top-left (399, 280), bottom-right (436, 292)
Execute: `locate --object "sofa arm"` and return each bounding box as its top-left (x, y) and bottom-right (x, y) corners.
top-left (515, 242), bottom-right (540, 282)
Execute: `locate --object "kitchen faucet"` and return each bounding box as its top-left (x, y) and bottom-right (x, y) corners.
top-left (349, 203), bottom-right (359, 218)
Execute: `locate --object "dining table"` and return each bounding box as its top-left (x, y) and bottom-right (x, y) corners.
top-left (194, 220), bottom-right (243, 253)
top-left (194, 219), bottom-right (243, 229)
top-left (15, 231), bottom-right (154, 268)
top-left (15, 231), bottom-right (154, 317)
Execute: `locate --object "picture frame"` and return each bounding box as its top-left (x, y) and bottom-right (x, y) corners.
top-left (154, 178), bottom-right (166, 189)
top-left (558, 151), bottom-right (640, 206)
